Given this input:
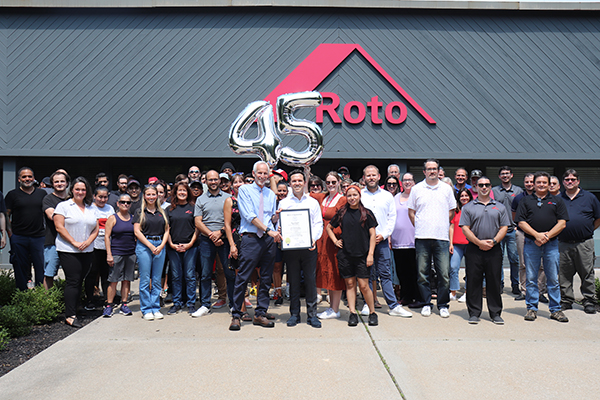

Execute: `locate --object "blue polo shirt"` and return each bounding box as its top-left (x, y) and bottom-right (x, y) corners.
top-left (558, 189), bottom-right (600, 242)
top-left (237, 183), bottom-right (277, 234)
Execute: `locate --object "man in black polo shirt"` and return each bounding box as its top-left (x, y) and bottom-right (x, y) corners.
top-left (5, 167), bottom-right (47, 290)
top-left (460, 176), bottom-right (509, 325)
top-left (558, 169), bottom-right (600, 314)
top-left (515, 171), bottom-right (569, 322)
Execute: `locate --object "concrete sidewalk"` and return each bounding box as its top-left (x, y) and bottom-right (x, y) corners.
top-left (1, 269), bottom-right (599, 400)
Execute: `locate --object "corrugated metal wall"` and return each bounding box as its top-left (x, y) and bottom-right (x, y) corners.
top-left (0, 8), bottom-right (598, 160)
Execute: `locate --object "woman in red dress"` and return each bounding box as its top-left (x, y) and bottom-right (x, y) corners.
top-left (311, 171), bottom-right (347, 320)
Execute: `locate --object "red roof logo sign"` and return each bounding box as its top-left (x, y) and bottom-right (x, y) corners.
top-left (264, 43), bottom-right (436, 125)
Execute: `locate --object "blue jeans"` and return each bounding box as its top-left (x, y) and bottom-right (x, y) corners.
top-left (44, 244), bottom-right (61, 277)
top-left (415, 239), bottom-right (450, 309)
top-left (167, 246), bottom-right (198, 308)
top-left (199, 236), bottom-right (233, 309)
top-left (136, 239), bottom-right (166, 315)
top-left (10, 234), bottom-right (44, 290)
top-left (501, 230), bottom-right (519, 287)
top-left (523, 238), bottom-right (561, 312)
top-left (450, 244), bottom-right (466, 291)
top-left (369, 240), bottom-right (399, 309)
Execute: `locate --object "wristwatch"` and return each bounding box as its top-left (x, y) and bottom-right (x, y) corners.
top-left (265, 227), bottom-right (271, 234)
top-left (492, 239), bottom-right (498, 245)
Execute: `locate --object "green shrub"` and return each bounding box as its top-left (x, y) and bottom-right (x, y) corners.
top-left (0, 326), bottom-right (9, 350)
top-left (0, 305), bottom-right (31, 338)
top-left (11, 285), bottom-right (65, 325)
top-left (0, 269), bottom-right (17, 307)
top-left (596, 277), bottom-right (600, 305)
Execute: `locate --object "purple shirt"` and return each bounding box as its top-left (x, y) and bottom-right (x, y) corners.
top-left (390, 194), bottom-right (415, 249)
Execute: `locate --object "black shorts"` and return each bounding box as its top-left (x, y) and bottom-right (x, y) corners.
top-left (337, 250), bottom-right (370, 279)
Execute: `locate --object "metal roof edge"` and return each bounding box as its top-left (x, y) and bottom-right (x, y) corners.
top-left (1, 1), bottom-right (600, 11)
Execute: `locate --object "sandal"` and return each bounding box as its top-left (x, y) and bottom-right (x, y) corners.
top-left (66, 317), bottom-right (82, 328)
top-left (241, 312), bottom-right (252, 322)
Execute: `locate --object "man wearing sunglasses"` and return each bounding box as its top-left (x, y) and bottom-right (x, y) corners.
top-left (558, 169), bottom-right (600, 314)
top-left (460, 176), bottom-right (509, 325)
top-left (515, 171), bottom-right (569, 323)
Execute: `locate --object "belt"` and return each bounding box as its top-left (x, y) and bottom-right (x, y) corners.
top-left (242, 232), bottom-right (264, 239)
top-left (560, 237), bottom-right (592, 244)
top-left (145, 235), bottom-right (163, 241)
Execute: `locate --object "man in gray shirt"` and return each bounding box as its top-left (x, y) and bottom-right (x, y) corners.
top-left (460, 176), bottom-right (510, 325)
top-left (192, 170), bottom-right (232, 317)
top-left (491, 166), bottom-right (523, 295)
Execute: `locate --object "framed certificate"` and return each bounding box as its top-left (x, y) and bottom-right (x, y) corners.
top-left (279, 208), bottom-right (313, 251)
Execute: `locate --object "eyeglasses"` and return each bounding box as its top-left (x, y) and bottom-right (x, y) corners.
top-left (189, 170), bottom-right (200, 174)
top-left (477, 183), bottom-right (491, 188)
top-left (425, 168), bottom-right (438, 172)
top-left (245, 179), bottom-right (254, 183)
top-left (386, 182), bottom-right (398, 186)
top-left (119, 201), bottom-right (132, 205)
top-left (563, 178), bottom-right (577, 182)
top-left (310, 184), bottom-right (321, 188)
top-left (325, 181), bottom-right (337, 185)
top-left (537, 198), bottom-right (543, 207)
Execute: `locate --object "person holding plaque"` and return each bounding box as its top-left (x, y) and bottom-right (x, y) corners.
top-left (278, 170), bottom-right (324, 328)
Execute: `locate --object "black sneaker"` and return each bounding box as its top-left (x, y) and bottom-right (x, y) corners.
top-left (584, 304), bottom-right (597, 314)
top-left (368, 312), bottom-right (378, 326)
top-left (468, 315), bottom-right (480, 324)
top-left (561, 303), bottom-right (573, 311)
top-left (274, 296), bottom-right (283, 306)
top-left (348, 312), bottom-right (359, 327)
top-left (84, 302), bottom-right (96, 311)
top-left (168, 305), bottom-right (182, 315)
top-left (187, 305), bottom-right (197, 315)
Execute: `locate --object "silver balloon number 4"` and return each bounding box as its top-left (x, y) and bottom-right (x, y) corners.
top-left (229, 91), bottom-right (324, 167)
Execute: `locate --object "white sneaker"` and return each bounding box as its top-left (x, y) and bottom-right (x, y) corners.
top-left (317, 294), bottom-right (323, 304)
top-left (191, 306), bottom-right (211, 318)
top-left (421, 305), bottom-right (431, 317)
top-left (450, 293), bottom-right (457, 301)
top-left (440, 308), bottom-right (450, 318)
top-left (360, 303), bottom-right (370, 316)
top-left (142, 313), bottom-right (154, 321)
top-left (458, 293), bottom-right (467, 303)
top-left (153, 311), bottom-right (164, 320)
top-left (317, 308), bottom-right (341, 320)
top-left (389, 304), bottom-right (412, 318)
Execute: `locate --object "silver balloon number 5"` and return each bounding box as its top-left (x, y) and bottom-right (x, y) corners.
top-left (229, 91), bottom-right (324, 167)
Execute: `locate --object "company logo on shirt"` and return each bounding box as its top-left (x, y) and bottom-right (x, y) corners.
top-left (264, 44), bottom-right (436, 126)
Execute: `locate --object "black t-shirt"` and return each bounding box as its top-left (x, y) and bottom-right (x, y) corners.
top-left (330, 207), bottom-right (377, 257)
top-left (167, 204), bottom-right (196, 244)
top-left (133, 208), bottom-right (166, 236)
top-left (5, 188), bottom-right (47, 237)
top-left (515, 193), bottom-right (569, 240)
top-left (42, 193), bottom-right (66, 246)
top-left (129, 199), bottom-right (141, 216)
top-left (559, 189), bottom-right (600, 242)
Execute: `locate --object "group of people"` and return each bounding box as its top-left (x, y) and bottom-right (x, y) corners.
top-left (1, 159), bottom-right (597, 330)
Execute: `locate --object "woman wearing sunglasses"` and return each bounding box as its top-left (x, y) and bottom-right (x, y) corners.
top-left (311, 171), bottom-right (347, 320)
top-left (104, 194), bottom-right (137, 317)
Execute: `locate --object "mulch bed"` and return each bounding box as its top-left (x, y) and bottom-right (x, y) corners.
top-left (0, 310), bottom-right (101, 378)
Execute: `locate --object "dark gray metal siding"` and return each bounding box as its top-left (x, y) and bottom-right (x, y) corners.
top-left (0, 9), bottom-right (598, 160)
